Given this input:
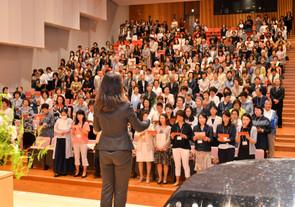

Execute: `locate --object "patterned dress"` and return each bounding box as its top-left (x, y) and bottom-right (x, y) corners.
top-left (39, 112), bottom-right (55, 138)
top-left (20, 106), bottom-right (35, 132)
top-left (20, 106), bottom-right (35, 148)
top-left (154, 125), bottom-right (172, 165)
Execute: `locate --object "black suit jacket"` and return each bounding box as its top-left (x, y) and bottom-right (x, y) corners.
top-left (270, 86), bottom-right (285, 106)
top-left (251, 84), bottom-right (267, 96)
top-left (138, 80), bottom-right (148, 94)
top-left (166, 82), bottom-right (179, 98)
top-left (94, 102), bottom-right (150, 151)
top-left (53, 79), bottom-right (62, 89)
top-left (165, 48), bottom-right (174, 56)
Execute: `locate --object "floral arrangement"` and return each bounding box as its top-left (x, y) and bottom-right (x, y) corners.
top-left (0, 95), bottom-right (48, 179)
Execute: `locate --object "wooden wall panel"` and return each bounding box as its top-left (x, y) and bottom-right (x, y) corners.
top-left (129, 2), bottom-right (185, 27)
top-left (200, 0), bottom-right (294, 34)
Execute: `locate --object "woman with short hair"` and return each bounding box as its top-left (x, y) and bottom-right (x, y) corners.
top-left (53, 108), bottom-right (74, 177)
top-left (236, 113), bottom-right (257, 160)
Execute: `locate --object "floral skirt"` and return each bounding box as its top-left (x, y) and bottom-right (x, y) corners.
top-left (154, 149), bottom-right (172, 165)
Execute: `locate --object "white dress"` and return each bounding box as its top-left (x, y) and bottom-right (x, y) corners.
top-left (135, 126), bottom-right (155, 162)
top-left (136, 142), bottom-right (155, 162)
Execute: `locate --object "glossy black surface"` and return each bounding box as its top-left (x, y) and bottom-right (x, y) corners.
top-left (165, 159), bottom-right (295, 207)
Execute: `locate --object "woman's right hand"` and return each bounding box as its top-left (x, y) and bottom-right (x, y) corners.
top-left (171, 133), bottom-right (175, 140)
top-left (193, 136), bottom-right (198, 142)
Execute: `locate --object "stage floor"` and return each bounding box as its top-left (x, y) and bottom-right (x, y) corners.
top-left (0, 165), bottom-right (174, 207)
top-left (14, 191), bottom-right (151, 207)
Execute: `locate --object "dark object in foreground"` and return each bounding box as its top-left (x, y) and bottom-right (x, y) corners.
top-left (165, 159), bottom-right (295, 207)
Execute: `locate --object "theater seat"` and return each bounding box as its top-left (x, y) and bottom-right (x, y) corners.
top-left (30, 137), bottom-right (51, 150)
top-left (35, 91), bottom-right (41, 97)
top-left (25, 91), bottom-right (31, 97)
top-left (65, 99), bottom-right (70, 105)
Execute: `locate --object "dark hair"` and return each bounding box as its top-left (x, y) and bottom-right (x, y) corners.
top-left (2, 98), bottom-right (11, 107)
top-left (41, 103), bottom-right (49, 109)
top-left (13, 91), bottom-right (21, 98)
top-left (232, 99), bottom-right (242, 108)
top-left (140, 111), bottom-right (149, 121)
top-left (46, 67), bottom-right (52, 71)
top-left (164, 86), bottom-right (171, 92)
top-left (16, 86), bottom-right (23, 91)
top-left (156, 102), bottom-right (164, 108)
top-left (41, 89), bottom-right (49, 98)
top-left (255, 87), bottom-right (263, 93)
top-left (165, 103), bottom-right (173, 110)
top-left (233, 77), bottom-right (240, 85)
top-left (22, 98), bottom-right (30, 105)
top-left (222, 110), bottom-right (232, 128)
top-left (224, 92), bottom-right (231, 98)
top-left (203, 91), bottom-right (210, 96)
top-left (198, 112), bottom-right (208, 126)
top-left (157, 95), bottom-right (164, 101)
top-left (223, 87), bottom-right (232, 95)
top-left (159, 113), bottom-right (170, 126)
top-left (184, 106), bottom-right (195, 122)
top-left (2, 87), bottom-right (8, 93)
top-left (74, 110), bottom-right (86, 125)
top-left (60, 108), bottom-right (68, 114)
top-left (255, 105), bottom-right (264, 113)
top-left (55, 87), bottom-right (62, 93)
top-left (241, 113), bottom-right (252, 129)
top-left (96, 72), bottom-right (127, 111)
top-left (176, 110), bottom-right (186, 120)
top-left (231, 108), bottom-right (239, 116)
top-left (239, 91), bottom-right (248, 98)
top-left (180, 86), bottom-right (188, 92)
top-left (177, 96), bottom-right (185, 104)
top-left (53, 72), bottom-right (58, 78)
top-left (88, 100), bottom-right (95, 106)
top-left (210, 105), bottom-right (218, 111)
top-left (209, 87), bottom-right (218, 93)
top-left (143, 98), bottom-right (151, 109)
top-left (38, 68), bottom-right (44, 75)
top-left (57, 95), bottom-right (65, 105)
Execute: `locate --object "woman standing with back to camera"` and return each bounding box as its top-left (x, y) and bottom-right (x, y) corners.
top-left (93, 72), bottom-right (150, 207)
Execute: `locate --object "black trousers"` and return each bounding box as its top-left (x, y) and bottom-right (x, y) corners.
top-left (23, 132), bottom-right (36, 149)
top-left (272, 104), bottom-right (283, 127)
top-left (218, 148), bottom-right (235, 164)
top-left (151, 51), bottom-right (157, 67)
top-left (100, 150), bottom-right (132, 207)
top-left (88, 125), bottom-right (96, 140)
top-left (95, 149), bottom-right (101, 176)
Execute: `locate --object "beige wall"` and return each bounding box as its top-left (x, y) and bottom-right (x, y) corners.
top-left (0, 0), bottom-right (129, 92)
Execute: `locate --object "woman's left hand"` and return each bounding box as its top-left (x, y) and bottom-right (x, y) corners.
top-left (180, 133), bottom-right (187, 139)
